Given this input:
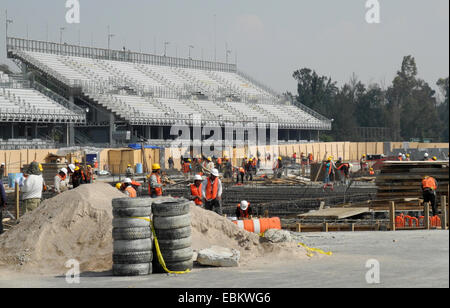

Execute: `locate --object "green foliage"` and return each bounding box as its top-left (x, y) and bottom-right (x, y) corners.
top-left (292, 56), bottom-right (448, 142)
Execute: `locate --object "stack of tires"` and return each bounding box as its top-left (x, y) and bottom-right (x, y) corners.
top-left (152, 198), bottom-right (194, 273)
top-left (112, 198), bottom-right (153, 276)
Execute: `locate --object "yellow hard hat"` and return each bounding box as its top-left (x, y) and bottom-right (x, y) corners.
top-left (75, 166), bottom-right (80, 171)
top-left (369, 168), bottom-right (374, 171)
top-left (207, 157), bottom-right (212, 161)
top-left (115, 183), bottom-right (122, 190)
top-left (74, 159), bottom-right (79, 163)
top-left (363, 154), bottom-right (366, 157)
top-left (38, 163), bottom-right (43, 172)
top-left (188, 159), bottom-right (192, 162)
top-left (406, 154), bottom-right (410, 157)
top-left (278, 156), bottom-right (282, 160)
top-left (127, 164), bottom-right (131, 167)
top-left (249, 158), bottom-right (253, 162)
top-left (244, 155), bottom-right (248, 159)
top-left (152, 163), bottom-right (161, 170)
top-left (432, 157), bottom-right (437, 161)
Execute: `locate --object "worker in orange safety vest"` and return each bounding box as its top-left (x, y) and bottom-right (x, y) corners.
top-left (421, 175), bottom-right (438, 216)
top-left (190, 174), bottom-right (203, 207)
top-left (202, 168), bottom-right (222, 214)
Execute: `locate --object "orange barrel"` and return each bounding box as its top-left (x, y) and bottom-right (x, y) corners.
top-left (409, 217), bottom-right (419, 227)
top-left (233, 217), bottom-right (281, 234)
top-left (395, 215), bottom-right (405, 228)
top-left (431, 216), bottom-right (441, 228)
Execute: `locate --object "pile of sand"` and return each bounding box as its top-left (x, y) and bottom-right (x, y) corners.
top-left (0, 185), bottom-right (309, 275)
top-left (190, 205), bottom-right (309, 266)
top-left (0, 183), bottom-right (124, 275)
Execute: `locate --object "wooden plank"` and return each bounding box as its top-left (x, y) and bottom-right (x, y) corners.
top-left (298, 207), bottom-right (370, 219)
top-left (424, 203), bottom-right (430, 230)
top-left (389, 201), bottom-right (396, 231)
top-left (441, 196), bottom-right (447, 230)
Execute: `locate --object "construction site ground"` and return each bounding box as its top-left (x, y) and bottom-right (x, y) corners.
top-left (1, 230), bottom-right (448, 288)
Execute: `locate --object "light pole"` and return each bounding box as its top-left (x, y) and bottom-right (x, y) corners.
top-left (225, 43), bottom-right (232, 64)
top-left (59, 27), bottom-right (66, 44)
top-left (164, 41), bottom-right (170, 57)
top-left (107, 26), bottom-right (115, 50)
top-left (188, 45), bottom-right (194, 60)
top-left (5, 10), bottom-right (13, 43)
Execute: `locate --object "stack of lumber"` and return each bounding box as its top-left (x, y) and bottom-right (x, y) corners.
top-left (375, 161), bottom-right (449, 207)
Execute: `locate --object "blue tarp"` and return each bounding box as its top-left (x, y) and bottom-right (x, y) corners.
top-left (128, 144), bottom-right (162, 150)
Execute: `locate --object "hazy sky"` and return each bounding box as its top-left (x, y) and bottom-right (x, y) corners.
top-left (1, 0), bottom-right (448, 94)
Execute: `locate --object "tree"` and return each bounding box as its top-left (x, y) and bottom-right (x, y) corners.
top-left (437, 77), bottom-right (449, 141)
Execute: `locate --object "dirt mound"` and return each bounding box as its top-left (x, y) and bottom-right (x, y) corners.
top-left (190, 205), bottom-right (308, 266)
top-left (0, 183), bottom-right (124, 275)
top-left (0, 187), bottom-right (308, 275)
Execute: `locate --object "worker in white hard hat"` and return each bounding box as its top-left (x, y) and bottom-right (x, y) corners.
top-left (190, 174), bottom-right (204, 207)
top-left (423, 153), bottom-right (431, 161)
top-left (54, 168), bottom-right (69, 194)
top-left (236, 200), bottom-right (253, 220)
top-left (123, 178), bottom-right (137, 198)
top-left (202, 168), bottom-right (223, 214)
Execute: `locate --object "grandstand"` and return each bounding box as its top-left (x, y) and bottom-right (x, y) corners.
top-left (1, 37), bottom-right (331, 147)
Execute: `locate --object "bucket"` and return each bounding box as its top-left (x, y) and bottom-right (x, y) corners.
top-left (135, 163), bottom-right (143, 174)
top-left (8, 173), bottom-right (23, 188)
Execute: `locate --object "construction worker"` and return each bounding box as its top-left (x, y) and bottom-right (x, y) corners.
top-left (237, 166), bottom-right (245, 184)
top-left (202, 168), bottom-right (222, 214)
top-left (216, 156), bottom-right (223, 173)
top-left (168, 157), bottom-right (174, 170)
top-left (398, 153), bottom-right (403, 161)
top-left (71, 166), bottom-right (86, 188)
top-left (246, 158), bottom-right (256, 181)
top-left (369, 168), bottom-right (375, 176)
top-left (149, 163), bottom-right (164, 198)
top-left (360, 154), bottom-right (367, 172)
top-left (405, 154), bottom-right (411, 161)
top-left (190, 174), bottom-right (203, 207)
top-left (223, 157), bottom-right (233, 179)
top-left (422, 153), bottom-right (430, 161)
top-left (236, 200), bottom-right (253, 220)
top-left (54, 168), bottom-right (69, 194)
top-left (323, 158), bottom-right (334, 191)
top-left (123, 178), bottom-right (137, 198)
top-left (125, 164), bottom-right (134, 178)
top-left (182, 159), bottom-right (192, 178)
top-left (336, 158), bottom-right (350, 185)
top-left (242, 156), bottom-right (248, 168)
top-left (0, 162), bottom-right (5, 179)
top-left (20, 161), bottom-right (44, 214)
top-left (432, 156), bottom-right (438, 161)
top-left (308, 153), bottom-right (314, 165)
top-left (421, 175), bottom-right (438, 216)
top-left (292, 152), bottom-right (297, 164)
top-left (206, 157), bottom-right (215, 171)
top-left (85, 165), bottom-right (94, 183)
top-left (273, 157), bottom-right (283, 178)
top-left (115, 182), bottom-right (124, 191)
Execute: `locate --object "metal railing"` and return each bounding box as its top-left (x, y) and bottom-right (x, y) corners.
top-left (7, 37), bottom-right (237, 73)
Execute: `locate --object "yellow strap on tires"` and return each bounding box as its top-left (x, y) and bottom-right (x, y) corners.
top-left (298, 242), bottom-right (333, 257)
top-left (132, 217), bottom-right (191, 274)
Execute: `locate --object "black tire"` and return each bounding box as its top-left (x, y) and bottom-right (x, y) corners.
top-left (112, 197), bottom-right (153, 209)
top-left (153, 214), bottom-right (191, 230)
top-left (113, 217), bottom-right (150, 228)
top-left (159, 247), bottom-right (193, 263)
top-left (113, 263), bottom-right (152, 276)
top-left (158, 237), bottom-right (192, 250)
top-left (152, 260), bottom-right (193, 274)
top-left (113, 251), bottom-right (153, 264)
top-left (113, 207), bottom-right (152, 218)
top-left (113, 227), bottom-right (152, 241)
top-left (152, 199), bottom-right (191, 217)
top-left (155, 226), bottom-right (191, 240)
top-left (114, 239), bottom-right (153, 253)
